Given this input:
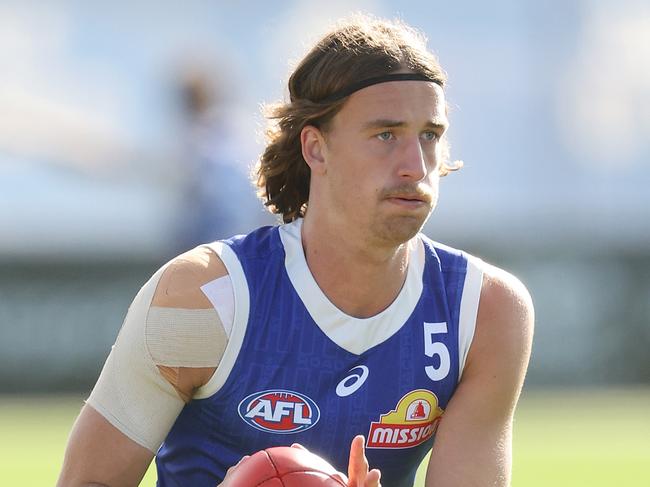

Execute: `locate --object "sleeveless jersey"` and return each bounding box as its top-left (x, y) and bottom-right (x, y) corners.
top-left (156, 220), bottom-right (483, 487)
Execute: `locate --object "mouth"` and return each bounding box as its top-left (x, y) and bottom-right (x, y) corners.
top-left (385, 194), bottom-right (430, 208)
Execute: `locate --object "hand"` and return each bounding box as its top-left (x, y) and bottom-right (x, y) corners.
top-left (346, 435), bottom-right (382, 487)
top-left (217, 454), bottom-right (250, 486)
top-left (287, 439), bottom-right (381, 487)
top-left (219, 439), bottom-right (381, 487)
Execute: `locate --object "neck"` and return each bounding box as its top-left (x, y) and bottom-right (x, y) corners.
top-left (300, 214), bottom-right (412, 318)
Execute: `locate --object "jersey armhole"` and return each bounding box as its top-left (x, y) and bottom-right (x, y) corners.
top-left (457, 255), bottom-right (484, 381)
top-left (194, 241), bottom-right (250, 399)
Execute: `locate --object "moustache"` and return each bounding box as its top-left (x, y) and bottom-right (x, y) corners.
top-left (381, 185), bottom-right (434, 205)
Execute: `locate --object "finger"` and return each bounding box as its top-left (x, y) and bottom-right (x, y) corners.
top-left (348, 435), bottom-right (369, 486)
top-left (290, 443), bottom-right (308, 451)
top-left (235, 455), bottom-right (250, 467)
top-left (226, 454), bottom-right (249, 474)
top-left (332, 471), bottom-right (349, 484)
top-left (364, 468), bottom-right (381, 487)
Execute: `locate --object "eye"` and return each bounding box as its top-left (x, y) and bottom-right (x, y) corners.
top-left (421, 131), bottom-right (439, 141)
top-left (376, 131), bottom-right (394, 141)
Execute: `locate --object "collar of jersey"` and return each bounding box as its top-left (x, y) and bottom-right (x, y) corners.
top-left (279, 219), bottom-right (425, 355)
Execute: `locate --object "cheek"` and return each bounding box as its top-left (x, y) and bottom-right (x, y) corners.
top-left (328, 163), bottom-right (380, 217)
top-left (326, 157), bottom-right (362, 205)
top-left (329, 148), bottom-right (377, 192)
top-left (429, 174), bottom-right (441, 206)
top-left (341, 172), bottom-right (373, 203)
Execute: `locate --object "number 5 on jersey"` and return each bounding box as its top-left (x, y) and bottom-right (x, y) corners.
top-left (424, 322), bottom-right (450, 381)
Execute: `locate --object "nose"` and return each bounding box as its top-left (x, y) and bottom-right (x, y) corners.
top-left (397, 135), bottom-right (428, 181)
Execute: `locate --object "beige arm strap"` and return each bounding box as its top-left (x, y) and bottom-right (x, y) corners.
top-left (87, 246), bottom-right (234, 452)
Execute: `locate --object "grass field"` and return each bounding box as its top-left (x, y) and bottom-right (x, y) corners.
top-left (2, 388), bottom-right (649, 486)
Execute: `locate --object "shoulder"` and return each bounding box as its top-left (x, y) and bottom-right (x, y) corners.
top-left (145, 245), bottom-right (233, 397)
top-left (461, 261), bottom-right (534, 412)
top-left (476, 261), bottom-right (534, 346)
top-left (152, 245), bottom-right (229, 309)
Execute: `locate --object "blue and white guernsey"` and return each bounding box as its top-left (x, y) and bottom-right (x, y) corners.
top-left (156, 219), bottom-right (483, 487)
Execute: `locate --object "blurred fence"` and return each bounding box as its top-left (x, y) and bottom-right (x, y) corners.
top-left (0, 259), bottom-right (159, 392)
top-left (1, 244), bottom-right (648, 393)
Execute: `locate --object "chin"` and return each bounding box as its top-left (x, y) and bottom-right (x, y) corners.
top-left (374, 215), bottom-right (428, 246)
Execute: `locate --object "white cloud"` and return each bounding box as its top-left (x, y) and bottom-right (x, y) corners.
top-left (261, 0), bottom-right (383, 99)
top-left (556, 3), bottom-right (650, 169)
top-left (0, 4), bottom-right (142, 171)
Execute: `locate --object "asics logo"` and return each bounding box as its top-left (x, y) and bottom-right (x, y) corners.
top-left (336, 366), bottom-right (369, 397)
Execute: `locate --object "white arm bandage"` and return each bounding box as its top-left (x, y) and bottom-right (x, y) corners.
top-left (87, 268), bottom-right (234, 452)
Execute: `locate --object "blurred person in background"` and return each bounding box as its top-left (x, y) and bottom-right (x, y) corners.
top-left (57, 14), bottom-right (533, 487)
top-left (174, 63), bottom-right (264, 251)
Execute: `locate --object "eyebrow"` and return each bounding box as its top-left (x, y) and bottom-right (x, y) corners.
top-left (362, 118), bottom-right (448, 132)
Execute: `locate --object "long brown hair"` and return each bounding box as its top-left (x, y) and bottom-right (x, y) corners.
top-left (256, 15), bottom-right (458, 223)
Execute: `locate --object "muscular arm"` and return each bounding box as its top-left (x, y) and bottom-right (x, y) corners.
top-left (57, 405), bottom-right (154, 487)
top-left (425, 264), bottom-right (534, 487)
top-left (57, 246), bottom-right (229, 487)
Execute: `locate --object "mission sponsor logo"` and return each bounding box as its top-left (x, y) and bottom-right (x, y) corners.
top-left (367, 389), bottom-right (444, 449)
top-left (238, 389), bottom-right (320, 434)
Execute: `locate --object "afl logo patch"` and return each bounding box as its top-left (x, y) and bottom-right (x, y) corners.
top-left (238, 390), bottom-right (320, 434)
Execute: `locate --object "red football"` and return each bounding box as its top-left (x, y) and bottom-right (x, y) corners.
top-left (225, 446), bottom-right (347, 486)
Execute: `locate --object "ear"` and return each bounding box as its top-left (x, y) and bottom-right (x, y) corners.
top-left (300, 125), bottom-right (327, 175)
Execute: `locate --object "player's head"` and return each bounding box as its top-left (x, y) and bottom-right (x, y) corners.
top-left (257, 14), bottom-right (459, 243)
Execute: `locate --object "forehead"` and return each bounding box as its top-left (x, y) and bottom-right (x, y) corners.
top-left (334, 81), bottom-right (447, 128)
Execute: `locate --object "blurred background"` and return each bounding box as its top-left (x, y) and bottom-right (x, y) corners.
top-left (0, 0), bottom-right (648, 485)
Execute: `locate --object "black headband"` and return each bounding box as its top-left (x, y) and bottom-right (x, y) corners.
top-left (316, 73), bottom-right (441, 103)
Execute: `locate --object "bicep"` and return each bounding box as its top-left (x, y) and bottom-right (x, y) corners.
top-left (426, 267), bottom-right (534, 486)
top-left (86, 245), bottom-right (231, 447)
top-left (57, 404), bottom-right (154, 487)
top-left (425, 368), bottom-right (516, 487)
top-left (57, 245), bottom-right (233, 486)
top-left (56, 268), bottom-right (187, 486)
